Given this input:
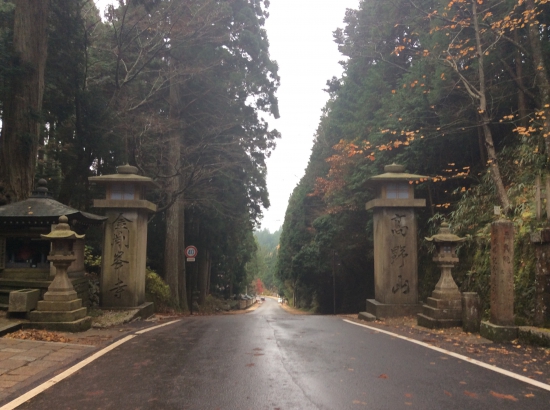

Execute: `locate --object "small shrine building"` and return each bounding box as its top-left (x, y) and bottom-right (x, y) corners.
top-left (0, 180), bottom-right (105, 308)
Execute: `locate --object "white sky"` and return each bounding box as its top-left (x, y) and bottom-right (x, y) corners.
top-left (94, 0), bottom-right (360, 233)
top-left (262, 0), bottom-right (359, 232)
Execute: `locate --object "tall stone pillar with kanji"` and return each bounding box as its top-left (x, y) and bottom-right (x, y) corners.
top-left (360, 164), bottom-right (426, 320)
top-left (480, 218), bottom-right (518, 342)
top-left (89, 165), bottom-right (157, 313)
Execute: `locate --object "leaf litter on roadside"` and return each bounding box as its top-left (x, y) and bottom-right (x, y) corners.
top-left (4, 329), bottom-right (72, 343)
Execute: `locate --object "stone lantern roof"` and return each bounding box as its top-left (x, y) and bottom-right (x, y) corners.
top-left (367, 163), bottom-right (428, 185)
top-left (88, 164), bottom-right (158, 189)
top-left (41, 215), bottom-right (84, 240)
top-left (365, 163), bottom-right (427, 210)
top-left (89, 164), bottom-right (157, 213)
top-left (0, 179), bottom-right (106, 227)
top-left (425, 222), bottom-right (466, 243)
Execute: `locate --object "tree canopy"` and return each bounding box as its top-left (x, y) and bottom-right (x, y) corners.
top-left (276, 0), bottom-right (550, 317)
top-left (0, 0), bottom-right (280, 309)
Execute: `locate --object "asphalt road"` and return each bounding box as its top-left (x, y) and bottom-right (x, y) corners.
top-left (13, 298), bottom-right (550, 409)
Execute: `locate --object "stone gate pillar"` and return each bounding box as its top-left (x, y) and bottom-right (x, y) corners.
top-left (480, 218), bottom-right (518, 342)
top-left (89, 165), bottom-right (157, 313)
top-left (530, 228), bottom-right (550, 327)
top-left (363, 164), bottom-right (426, 319)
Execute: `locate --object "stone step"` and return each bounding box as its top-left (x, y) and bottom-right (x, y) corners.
top-left (358, 311), bottom-right (377, 322)
top-left (28, 307), bottom-right (87, 323)
top-left (417, 313), bottom-right (462, 329)
top-left (422, 304), bottom-right (462, 320)
top-left (23, 316), bottom-right (92, 332)
top-left (37, 298), bottom-right (82, 312)
top-left (426, 297), bottom-right (461, 310)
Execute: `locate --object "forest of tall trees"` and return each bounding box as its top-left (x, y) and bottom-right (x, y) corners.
top-left (0, 0), bottom-right (279, 310)
top-left (276, 0), bottom-right (550, 319)
top-left (3, 0), bottom-right (550, 319)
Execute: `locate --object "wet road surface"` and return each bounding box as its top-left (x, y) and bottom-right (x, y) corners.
top-left (13, 298), bottom-right (550, 409)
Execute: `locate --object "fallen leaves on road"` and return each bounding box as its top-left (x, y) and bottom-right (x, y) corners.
top-left (463, 390), bottom-right (478, 398)
top-left (378, 374), bottom-right (388, 379)
top-left (490, 391), bottom-right (518, 401)
top-left (3, 329), bottom-right (72, 343)
top-left (85, 390), bottom-right (104, 397)
top-left (342, 315), bottom-right (550, 384)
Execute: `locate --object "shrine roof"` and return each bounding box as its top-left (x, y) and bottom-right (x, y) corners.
top-left (0, 180), bottom-right (106, 225)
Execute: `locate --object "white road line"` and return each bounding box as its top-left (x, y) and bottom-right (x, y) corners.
top-left (0, 335), bottom-right (135, 410)
top-left (135, 319), bottom-right (181, 334)
top-left (0, 319), bottom-right (181, 410)
top-left (343, 319), bottom-right (550, 392)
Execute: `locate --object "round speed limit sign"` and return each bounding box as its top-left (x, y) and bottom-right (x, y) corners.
top-left (184, 246), bottom-right (198, 258)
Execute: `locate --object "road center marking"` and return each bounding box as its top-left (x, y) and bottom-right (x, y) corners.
top-left (343, 319), bottom-right (550, 392)
top-left (0, 320), bottom-right (181, 410)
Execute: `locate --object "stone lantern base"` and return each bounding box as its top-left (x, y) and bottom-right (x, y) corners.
top-left (364, 299), bottom-right (423, 319)
top-left (417, 294), bottom-right (462, 329)
top-left (417, 274), bottom-right (463, 329)
top-left (27, 290), bottom-right (92, 332)
top-left (26, 253), bottom-right (91, 332)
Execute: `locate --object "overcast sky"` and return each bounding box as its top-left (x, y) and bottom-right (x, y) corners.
top-left (262, 0), bottom-right (359, 233)
top-left (94, 0), bottom-right (360, 233)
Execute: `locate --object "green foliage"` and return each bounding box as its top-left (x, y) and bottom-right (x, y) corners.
top-left (252, 228), bottom-right (281, 291)
top-left (84, 245), bottom-right (101, 273)
top-left (277, 0), bottom-right (550, 320)
top-left (145, 268), bottom-right (178, 312)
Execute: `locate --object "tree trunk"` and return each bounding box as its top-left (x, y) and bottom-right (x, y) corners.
top-left (177, 181), bottom-right (188, 311)
top-left (472, 1), bottom-right (510, 211)
top-left (206, 252), bottom-right (211, 296)
top-left (526, 0), bottom-right (550, 160)
top-left (163, 62), bottom-right (181, 305)
top-left (198, 249), bottom-right (209, 305)
top-left (164, 198), bottom-right (180, 305)
top-left (514, 31), bottom-right (528, 129)
top-left (0, 0), bottom-right (50, 201)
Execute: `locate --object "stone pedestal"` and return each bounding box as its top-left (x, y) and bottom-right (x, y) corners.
top-left (9, 289), bottom-right (40, 313)
top-left (28, 248), bottom-right (91, 331)
top-left (480, 219), bottom-right (518, 342)
top-left (360, 164), bottom-right (426, 319)
top-left (90, 165), bottom-right (156, 314)
top-left (417, 267), bottom-right (462, 328)
top-left (100, 210), bottom-right (149, 308)
top-left (462, 292), bottom-right (481, 333)
top-left (531, 228), bottom-right (550, 327)
top-left (365, 207), bottom-right (423, 318)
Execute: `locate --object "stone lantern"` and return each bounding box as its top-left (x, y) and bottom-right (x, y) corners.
top-left (417, 222), bottom-right (466, 329)
top-left (28, 216), bottom-right (92, 331)
top-left (89, 164), bottom-right (156, 316)
top-left (361, 163), bottom-right (427, 320)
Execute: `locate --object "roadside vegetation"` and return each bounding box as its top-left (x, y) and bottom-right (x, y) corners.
top-left (275, 0), bottom-right (550, 322)
top-left (0, 0), bottom-right (279, 312)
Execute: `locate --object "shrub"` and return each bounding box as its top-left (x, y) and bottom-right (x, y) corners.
top-left (145, 268), bottom-right (177, 312)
